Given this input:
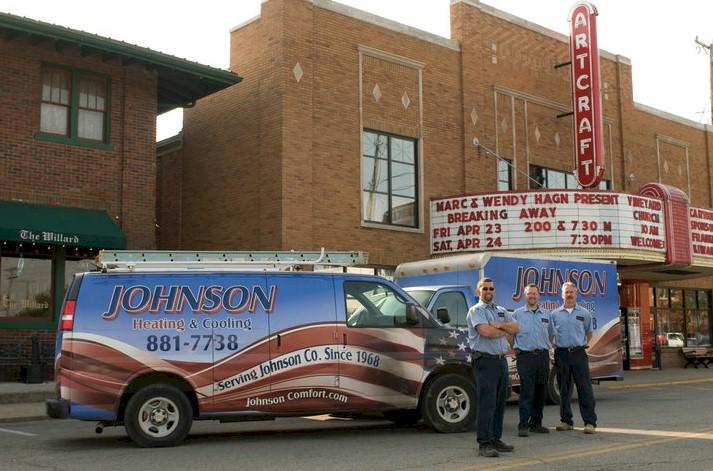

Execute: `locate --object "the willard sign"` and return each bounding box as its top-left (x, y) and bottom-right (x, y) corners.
top-left (569, 1), bottom-right (604, 188)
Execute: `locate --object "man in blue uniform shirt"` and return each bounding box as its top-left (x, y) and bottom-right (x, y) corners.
top-left (512, 284), bottom-right (553, 437)
top-left (550, 281), bottom-right (597, 434)
top-left (467, 277), bottom-right (520, 458)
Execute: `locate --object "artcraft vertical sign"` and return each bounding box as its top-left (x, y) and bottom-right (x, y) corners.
top-left (569, 2), bottom-right (604, 188)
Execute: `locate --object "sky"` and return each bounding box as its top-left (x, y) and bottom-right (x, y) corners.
top-left (2, 0), bottom-right (712, 141)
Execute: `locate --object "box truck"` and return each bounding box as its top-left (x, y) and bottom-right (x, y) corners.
top-left (395, 253), bottom-right (624, 402)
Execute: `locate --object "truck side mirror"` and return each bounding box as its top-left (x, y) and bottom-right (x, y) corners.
top-left (436, 307), bottom-right (450, 324)
top-left (405, 303), bottom-right (420, 326)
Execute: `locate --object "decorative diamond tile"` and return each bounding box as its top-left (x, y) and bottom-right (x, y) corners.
top-left (470, 108), bottom-right (478, 126)
top-left (372, 83), bottom-right (382, 102)
top-left (534, 126), bottom-right (541, 143)
top-left (292, 62), bottom-right (303, 82)
top-left (401, 91), bottom-right (410, 110)
top-left (501, 117), bottom-right (508, 132)
top-left (663, 160), bottom-right (670, 174)
top-left (554, 132), bottom-right (561, 147)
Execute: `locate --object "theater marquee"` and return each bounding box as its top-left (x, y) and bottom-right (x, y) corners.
top-left (430, 190), bottom-right (666, 255)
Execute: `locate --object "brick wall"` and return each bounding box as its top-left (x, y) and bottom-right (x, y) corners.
top-left (0, 35), bottom-right (158, 249)
top-left (179, 10), bottom-right (280, 250)
top-left (0, 329), bottom-right (56, 382)
top-left (157, 147), bottom-right (183, 249)
top-left (0, 34), bottom-right (159, 380)
top-left (170, 0), bottom-right (712, 273)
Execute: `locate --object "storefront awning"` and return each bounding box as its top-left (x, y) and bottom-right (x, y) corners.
top-left (0, 201), bottom-right (127, 249)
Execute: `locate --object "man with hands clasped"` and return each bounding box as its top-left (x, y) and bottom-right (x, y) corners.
top-left (551, 281), bottom-right (598, 434)
top-left (512, 284), bottom-right (553, 437)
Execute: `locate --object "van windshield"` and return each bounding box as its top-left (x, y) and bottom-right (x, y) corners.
top-left (406, 289), bottom-right (435, 307)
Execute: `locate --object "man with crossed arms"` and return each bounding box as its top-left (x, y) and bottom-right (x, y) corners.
top-left (467, 277), bottom-right (520, 458)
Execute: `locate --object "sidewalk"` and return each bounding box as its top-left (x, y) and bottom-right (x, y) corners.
top-left (0, 381), bottom-right (54, 423)
top-left (601, 367), bottom-right (713, 388)
top-left (0, 368), bottom-right (711, 423)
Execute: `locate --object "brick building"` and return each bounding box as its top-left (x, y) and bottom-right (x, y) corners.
top-left (158, 0), bottom-right (713, 368)
top-left (0, 12), bottom-right (240, 380)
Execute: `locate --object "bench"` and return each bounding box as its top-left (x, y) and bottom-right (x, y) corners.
top-left (681, 347), bottom-right (713, 369)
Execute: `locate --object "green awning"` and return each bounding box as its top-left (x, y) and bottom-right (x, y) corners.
top-left (0, 200), bottom-right (127, 249)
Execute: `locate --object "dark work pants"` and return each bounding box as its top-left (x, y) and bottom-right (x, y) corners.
top-left (473, 357), bottom-right (508, 445)
top-left (515, 351), bottom-right (549, 428)
top-left (555, 348), bottom-right (597, 426)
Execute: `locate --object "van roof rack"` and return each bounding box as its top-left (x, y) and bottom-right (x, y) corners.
top-left (96, 248), bottom-right (369, 272)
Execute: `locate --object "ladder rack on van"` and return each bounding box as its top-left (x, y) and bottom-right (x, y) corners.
top-left (97, 248), bottom-right (369, 272)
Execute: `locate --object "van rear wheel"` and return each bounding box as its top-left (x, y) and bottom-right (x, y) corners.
top-left (546, 367), bottom-right (561, 405)
top-left (124, 384), bottom-right (193, 447)
top-left (421, 374), bottom-right (476, 433)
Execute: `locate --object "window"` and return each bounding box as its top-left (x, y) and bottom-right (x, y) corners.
top-left (40, 69), bottom-right (70, 135)
top-left (344, 281), bottom-right (412, 328)
top-left (497, 158), bottom-right (513, 191)
top-left (652, 288), bottom-right (712, 347)
top-left (38, 66), bottom-right (110, 147)
top-left (77, 77), bottom-right (106, 141)
top-left (64, 258), bottom-right (95, 290)
top-left (362, 130), bottom-right (418, 227)
top-left (407, 289), bottom-right (435, 307)
top-left (529, 165), bottom-right (610, 190)
top-left (431, 291), bottom-right (468, 328)
top-left (0, 256), bottom-right (52, 321)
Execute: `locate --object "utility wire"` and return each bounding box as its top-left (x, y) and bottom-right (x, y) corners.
top-left (472, 138), bottom-right (546, 189)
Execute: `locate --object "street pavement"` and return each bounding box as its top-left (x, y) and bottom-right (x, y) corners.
top-left (0, 368), bottom-right (712, 470)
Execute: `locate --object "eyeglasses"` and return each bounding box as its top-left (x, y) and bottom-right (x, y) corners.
top-left (480, 287), bottom-right (495, 291)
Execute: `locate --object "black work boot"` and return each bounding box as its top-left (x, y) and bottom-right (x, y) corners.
top-left (529, 423), bottom-right (550, 434)
top-left (478, 443), bottom-right (499, 458)
top-left (493, 439), bottom-right (514, 452)
top-left (518, 425), bottom-right (529, 437)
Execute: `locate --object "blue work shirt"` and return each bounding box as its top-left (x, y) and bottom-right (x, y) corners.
top-left (466, 300), bottom-right (515, 355)
top-left (550, 304), bottom-right (593, 348)
top-left (512, 305), bottom-right (554, 351)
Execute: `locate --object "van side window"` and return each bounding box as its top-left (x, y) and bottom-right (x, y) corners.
top-left (344, 281), bottom-right (409, 328)
top-left (432, 291), bottom-right (468, 328)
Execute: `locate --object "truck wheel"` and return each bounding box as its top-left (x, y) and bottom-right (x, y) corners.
top-left (124, 384), bottom-right (193, 447)
top-left (421, 374), bottom-right (476, 433)
top-left (546, 367), bottom-right (561, 405)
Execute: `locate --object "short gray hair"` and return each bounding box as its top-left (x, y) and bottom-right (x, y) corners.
top-left (561, 281), bottom-right (577, 292)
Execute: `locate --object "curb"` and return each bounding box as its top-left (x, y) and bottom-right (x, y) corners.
top-left (0, 391), bottom-right (55, 404)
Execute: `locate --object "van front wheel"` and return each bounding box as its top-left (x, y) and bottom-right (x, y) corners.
top-left (124, 384), bottom-right (193, 447)
top-left (421, 374), bottom-right (476, 433)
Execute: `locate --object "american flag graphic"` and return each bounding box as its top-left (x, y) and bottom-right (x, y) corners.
top-left (56, 322), bottom-right (478, 418)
